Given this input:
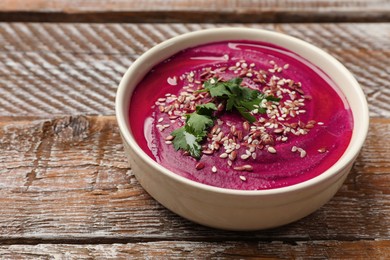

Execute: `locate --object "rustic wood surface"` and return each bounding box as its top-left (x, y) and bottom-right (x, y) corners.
top-left (0, 23), bottom-right (389, 118)
top-left (0, 0), bottom-right (389, 23)
top-left (1, 240), bottom-right (389, 259)
top-left (0, 10), bottom-right (389, 260)
top-left (0, 115), bottom-right (390, 241)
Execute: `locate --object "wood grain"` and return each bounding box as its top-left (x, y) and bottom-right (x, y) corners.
top-left (0, 0), bottom-right (389, 23)
top-left (0, 240), bottom-right (389, 259)
top-left (0, 20), bottom-right (389, 257)
top-left (0, 116), bottom-right (389, 243)
top-left (0, 23), bottom-right (389, 117)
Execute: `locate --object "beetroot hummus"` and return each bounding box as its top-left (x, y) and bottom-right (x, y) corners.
top-left (129, 40), bottom-right (353, 190)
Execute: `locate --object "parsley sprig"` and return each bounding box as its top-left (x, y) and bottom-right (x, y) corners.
top-left (171, 103), bottom-right (216, 158)
top-left (171, 77), bottom-right (279, 159)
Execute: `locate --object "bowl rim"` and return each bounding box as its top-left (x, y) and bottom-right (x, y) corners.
top-left (116, 27), bottom-right (369, 196)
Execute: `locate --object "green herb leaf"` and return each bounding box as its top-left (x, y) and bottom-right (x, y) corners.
top-left (204, 79), bottom-right (231, 97)
top-left (186, 112), bottom-right (214, 134)
top-left (170, 103), bottom-right (216, 159)
top-left (171, 127), bottom-right (202, 158)
top-left (266, 95), bottom-right (281, 102)
top-left (196, 103), bottom-right (217, 116)
top-left (204, 77), bottom-right (279, 123)
top-left (235, 105), bottom-right (256, 123)
top-left (224, 77), bottom-right (243, 89)
top-left (226, 95), bottom-right (235, 111)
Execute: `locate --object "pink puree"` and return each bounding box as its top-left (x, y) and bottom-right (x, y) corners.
top-left (129, 41), bottom-right (353, 190)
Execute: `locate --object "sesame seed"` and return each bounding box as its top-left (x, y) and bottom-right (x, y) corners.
top-left (165, 141), bottom-right (172, 144)
top-left (300, 150), bottom-right (307, 158)
top-left (239, 175), bottom-right (247, 181)
top-left (250, 138), bottom-right (258, 145)
top-left (212, 166), bottom-right (217, 173)
top-left (241, 154), bottom-right (250, 160)
top-left (318, 122), bottom-right (324, 125)
top-left (157, 124), bottom-right (167, 132)
top-left (243, 165), bottom-right (253, 171)
top-left (274, 128), bottom-right (284, 134)
top-left (267, 146), bottom-right (277, 154)
top-left (318, 148), bottom-right (327, 153)
top-left (202, 150), bottom-right (214, 155)
top-left (169, 115), bottom-right (179, 120)
top-left (167, 76), bottom-right (177, 86)
top-left (220, 153), bottom-right (228, 159)
top-left (158, 117), bottom-right (164, 123)
top-left (165, 135), bottom-right (174, 141)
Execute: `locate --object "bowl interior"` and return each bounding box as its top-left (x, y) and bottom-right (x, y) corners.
top-left (116, 28), bottom-right (369, 195)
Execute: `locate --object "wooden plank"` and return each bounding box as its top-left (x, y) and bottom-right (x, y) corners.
top-left (0, 0), bottom-right (389, 23)
top-left (0, 116), bottom-right (389, 242)
top-left (0, 240), bottom-right (389, 258)
top-left (0, 23), bottom-right (389, 117)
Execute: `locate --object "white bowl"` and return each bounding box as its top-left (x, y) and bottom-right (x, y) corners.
top-left (116, 28), bottom-right (369, 230)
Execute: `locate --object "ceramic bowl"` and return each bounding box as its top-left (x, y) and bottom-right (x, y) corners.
top-left (116, 28), bottom-right (369, 230)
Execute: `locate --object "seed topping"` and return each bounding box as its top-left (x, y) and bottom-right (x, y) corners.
top-left (155, 58), bottom-right (326, 183)
top-left (267, 146), bottom-right (277, 154)
top-left (195, 162), bottom-right (205, 170)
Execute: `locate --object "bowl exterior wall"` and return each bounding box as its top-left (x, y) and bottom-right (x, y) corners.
top-left (123, 138), bottom-right (353, 230)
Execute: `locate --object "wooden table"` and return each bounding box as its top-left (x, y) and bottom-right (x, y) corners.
top-left (0, 1), bottom-right (390, 258)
